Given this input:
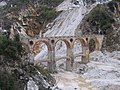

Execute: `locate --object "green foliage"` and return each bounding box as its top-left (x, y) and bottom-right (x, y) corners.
top-left (35, 0), bottom-right (63, 28)
top-left (0, 34), bottom-right (55, 89)
top-left (0, 34), bottom-right (26, 90)
top-left (107, 1), bottom-right (118, 12)
top-left (87, 5), bottom-right (115, 34)
top-left (0, 70), bottom-right (24, 90)
top-left (0, 0), bottom-right (63, 33)
top-left (0, 0), bottom-right (61, 89)
top-left (0, 70), bottom-right (15, 90)
top-left (34, 65), bottom-right (55, 86)
top-left (3, 0), bottom-right (21, 16)
top-left (0, 34), bottom-right (23, 65)
top-left (38, 0), bottom-right (64, 7)
top-left (37, 5), bottom-right (58, 27)
top-left (112, 0), bottom-right (120, 2)
top-left (35, 65), bottom-right (50, 76)
top-left (89, 39), bottom-right (96, 53)
top-left (49, 0), bottom-right (64, 7)
top-left (30, 65), bottom-right (52, 80)
top-left (80, 2), bottom-right (120, 51)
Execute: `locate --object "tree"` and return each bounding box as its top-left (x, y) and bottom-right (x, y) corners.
top-left (0, 34), bottom-right (25, 90)
top-left (0, 34), bottom-right (24, 66)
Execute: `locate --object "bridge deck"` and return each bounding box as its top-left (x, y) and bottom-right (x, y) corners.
top-left (30, 34), bottom-right (104, 40)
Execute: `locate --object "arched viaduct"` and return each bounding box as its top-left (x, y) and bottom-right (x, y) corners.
top-left (27, 34), bottom-right (104, 73)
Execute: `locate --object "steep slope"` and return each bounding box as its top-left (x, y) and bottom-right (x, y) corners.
top-left (75, 0), bottom-right (120, 52)
top-left (35, 0), bottom-right (98, 60)
top-left (44, 1), bottom-right (96, 37)
top-left (33, 0), bottom-right (120, 90)
top-left (0, 0), bottom-right (63, 37)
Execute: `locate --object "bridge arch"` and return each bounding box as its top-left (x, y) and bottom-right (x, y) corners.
top-left (54, 39), bottom-right (71, 70)
top-left (54, 39), bottom-right (68, 59)
top-left (55, 39), bottom-right (72, 49)
top-left (89, 37), bottom-right (101, 52)
top-left (72, 38), bottom-right (86, 63)
top-left (33, 40), bottom-right (52, 69)
top-left (32, 40), bottom-right (52, 54)
top-left (72, 38), bottom-right (87, 47)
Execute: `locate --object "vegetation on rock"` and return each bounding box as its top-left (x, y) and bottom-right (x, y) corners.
top-left (0, 34), bottom-right (25, 90)
top-left (0, 34), bottom-right (55, 89)
top-left (0, 0), bottom-right (63, 89)
top-left (0, 0), bottom-right (63, 36)
top-left (76, 1), bottom-right (120, 52)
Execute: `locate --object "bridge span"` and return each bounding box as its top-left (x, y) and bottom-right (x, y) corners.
top-left (22, 34), bottom-right (104, 73)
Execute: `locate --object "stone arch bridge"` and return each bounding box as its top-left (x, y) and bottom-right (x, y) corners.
top-left (24, 34), bottom-right (103, 73)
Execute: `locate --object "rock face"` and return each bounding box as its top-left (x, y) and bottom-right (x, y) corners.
top-left (83, 51), bottom-right (120, 90)
top-left (75, 1), bottom-right (120, 52)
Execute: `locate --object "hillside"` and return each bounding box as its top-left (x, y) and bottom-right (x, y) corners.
top-left (0, 0), bottom-right (63, 90)
top-left (0, 0), bottom-right (120, 90)
top-left (0, 0), bottom-right (63, 37)
top-left (75, 0), bottom-right (120, 52)
top-left (34, 0), bottom-right (120, 90)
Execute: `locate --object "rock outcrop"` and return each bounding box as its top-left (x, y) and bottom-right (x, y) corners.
top-left (75, 0), bottom-right (120, 52)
